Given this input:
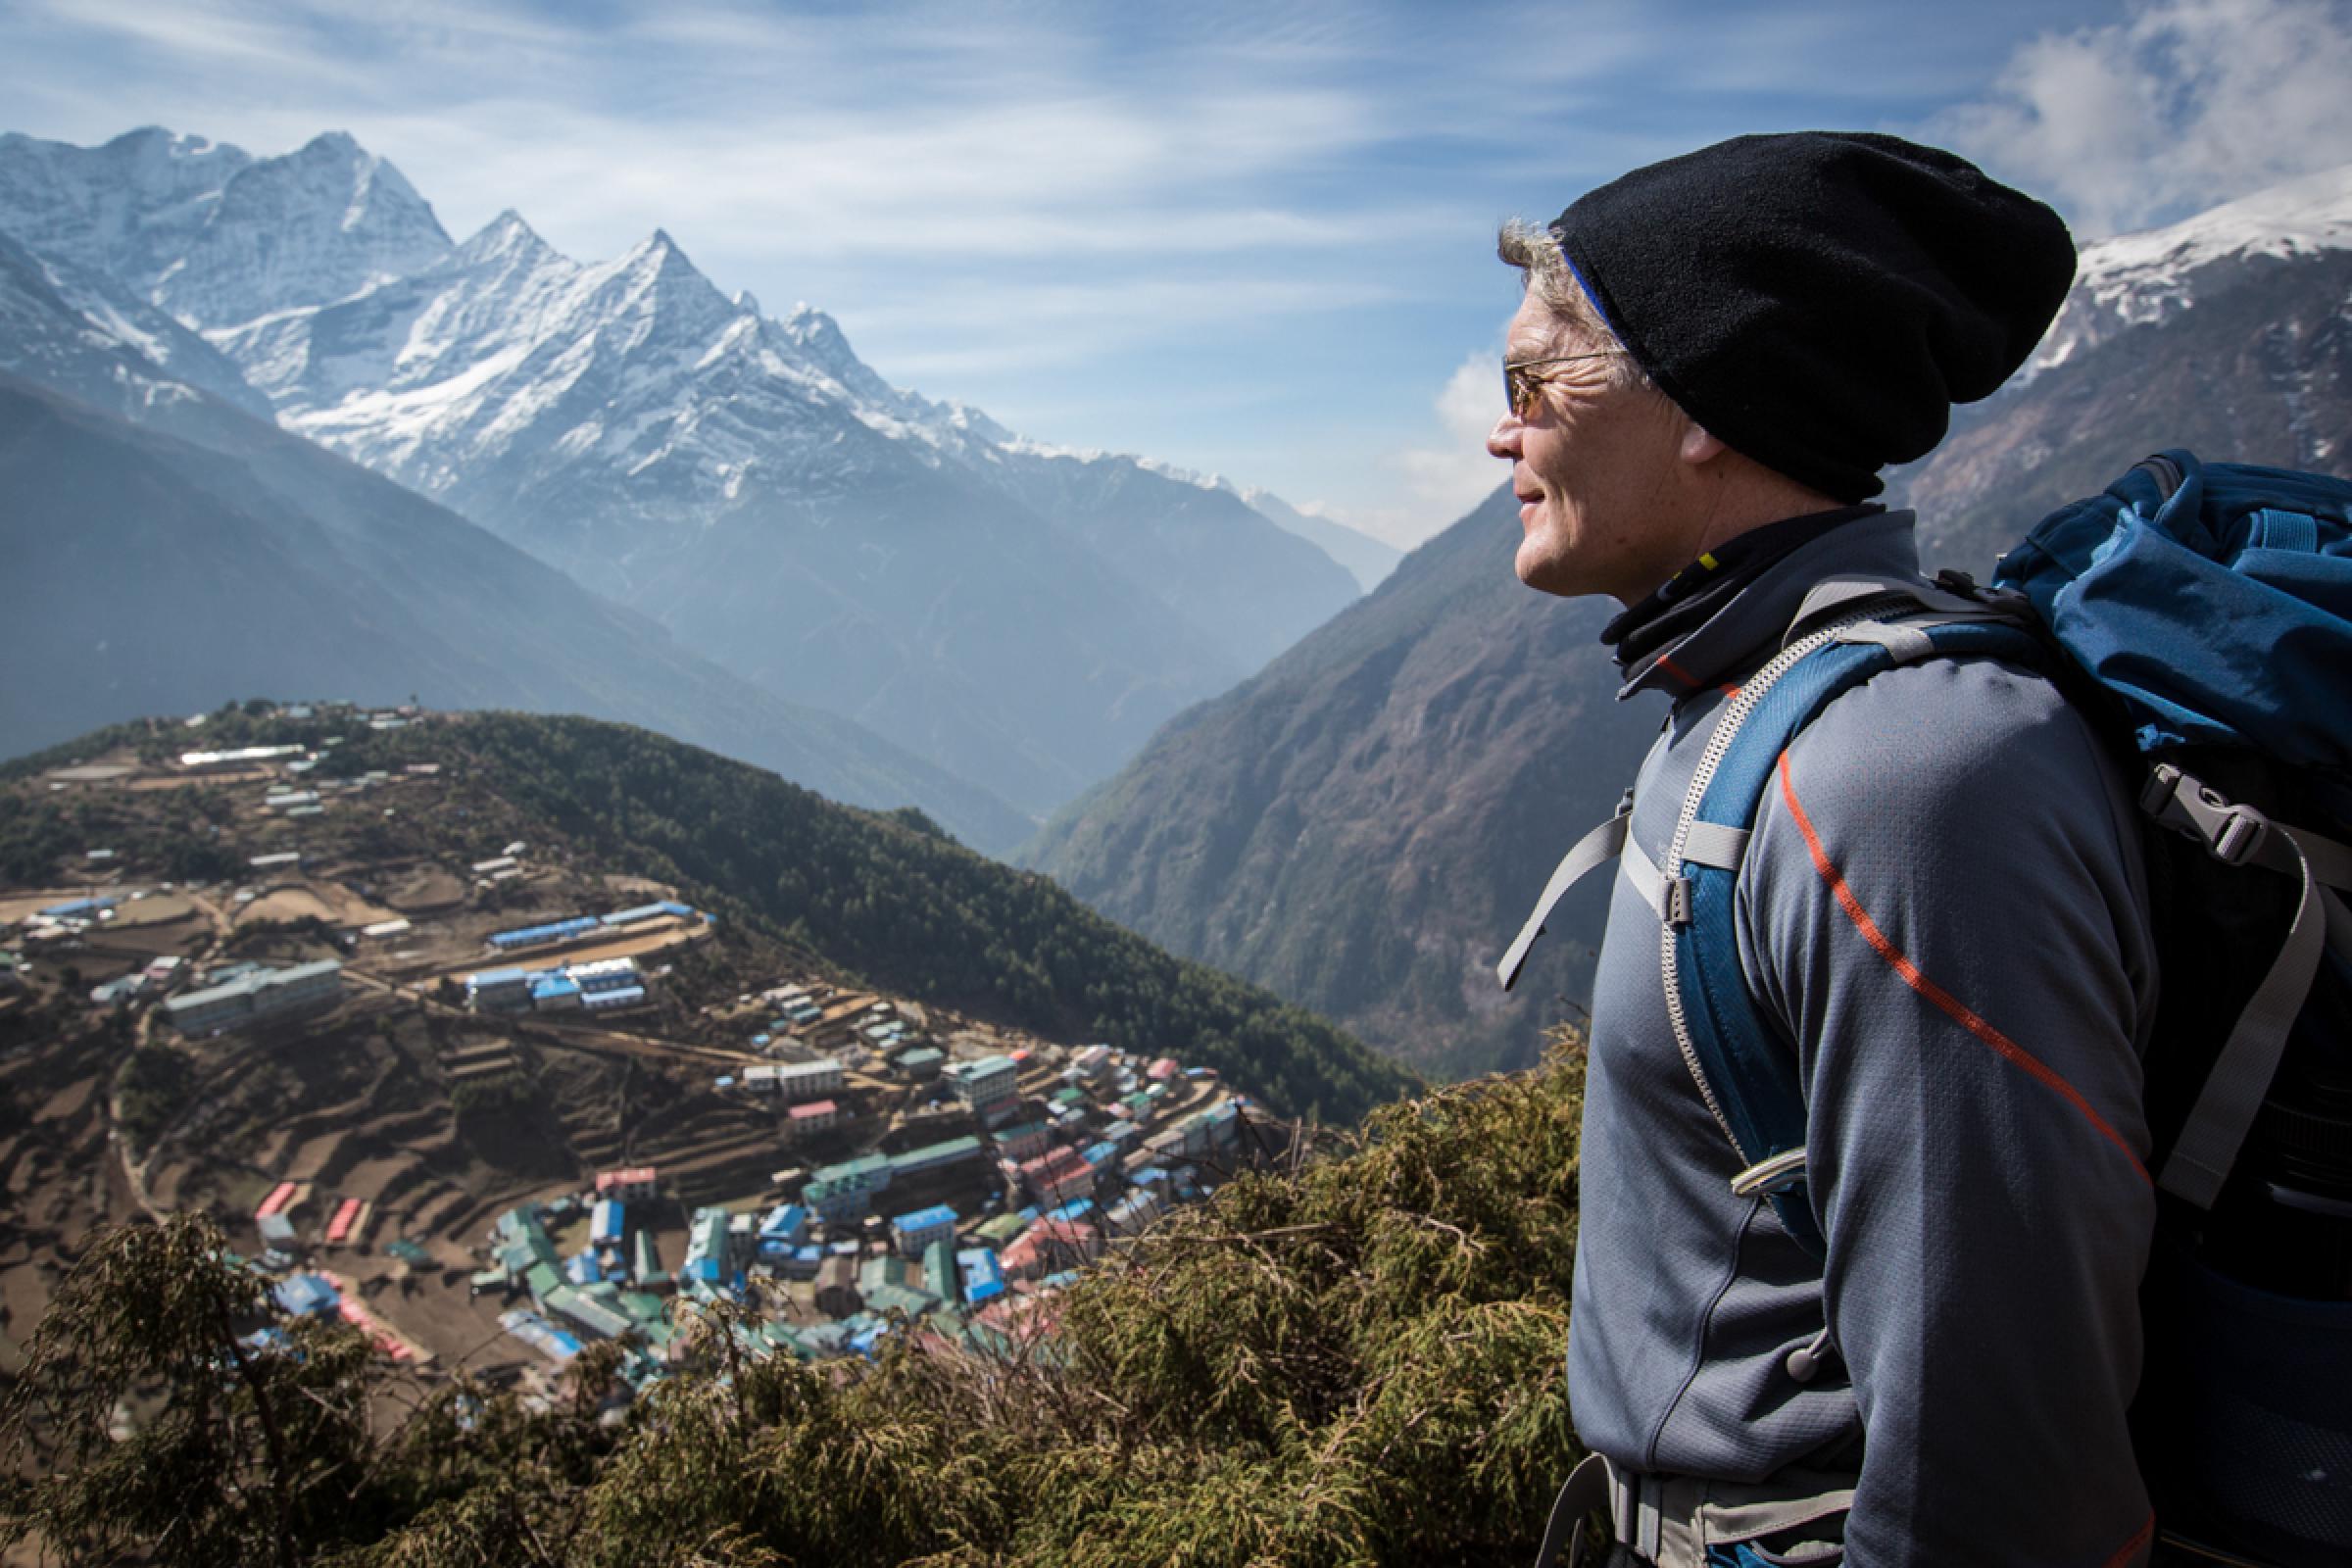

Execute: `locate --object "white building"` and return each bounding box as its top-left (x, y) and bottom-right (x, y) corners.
top-left (946, 1054), bottom-right (1019, 1112)
top-left (776, 1058), bottom-right (845, 1102)
top-left (163, 960), bottom-right (344, 1035)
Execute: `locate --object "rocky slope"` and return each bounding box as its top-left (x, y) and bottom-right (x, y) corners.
top-left (1022, 486), bottom-right (1655, 1078)
top-left (1026, 169), bottom-right (2352, 1077)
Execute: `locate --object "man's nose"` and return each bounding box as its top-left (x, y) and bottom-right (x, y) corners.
top-left (1487, 413), bottom-right (1521, 460)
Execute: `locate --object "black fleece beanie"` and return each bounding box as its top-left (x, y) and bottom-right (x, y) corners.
top-left (1549, 131), bottom-right (2075, 503)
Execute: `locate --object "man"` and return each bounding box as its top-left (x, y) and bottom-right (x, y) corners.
top-left (1493, 134), bottom-right (2159, 1566)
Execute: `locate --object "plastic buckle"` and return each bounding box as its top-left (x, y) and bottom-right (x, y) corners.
top-left (2146, 764), bottom-right (2273, 866)
top-left (2138, 762), bottom-right (2183, 816)
top-left (2208, 797), bottom-right (2271, 867)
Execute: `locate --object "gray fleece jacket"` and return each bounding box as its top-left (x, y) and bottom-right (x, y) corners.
top-left (1565, 511), bottom-right (2160, 1565)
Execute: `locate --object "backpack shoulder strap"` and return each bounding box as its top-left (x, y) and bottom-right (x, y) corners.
top-left (2137, 764), bottom-right (2352, 1207)
top-left (1662, 592), bottom-right (2044, 1260)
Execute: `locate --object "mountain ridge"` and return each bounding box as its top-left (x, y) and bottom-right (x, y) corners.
top-left (0, 341), bottom-right (1034, 853)
top-left (1025, 168), bottom-right (2352, 1077)
top-left (0, 125), bottom-right (1368, 816)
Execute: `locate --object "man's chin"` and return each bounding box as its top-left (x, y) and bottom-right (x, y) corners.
top-left (1513, 543), bottom-right (1588, 600)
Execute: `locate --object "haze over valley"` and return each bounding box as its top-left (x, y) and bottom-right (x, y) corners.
top-left (0, 124), bottom-right (1386, 822)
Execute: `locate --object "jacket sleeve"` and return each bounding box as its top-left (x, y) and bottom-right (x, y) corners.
top-left (1737, 656), bottom-right (2160, 1568)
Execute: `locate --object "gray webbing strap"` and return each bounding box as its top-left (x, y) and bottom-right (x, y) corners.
top-left (1498, 808), bottom-right (1630, 992)
top-left (2306, 833), bottom-right (2352, 892)
top-left (2141, 763), bottom-right (2352, 893)
top-left (1531, 1451), bottom-right (1611, 1568)
top-left (1833, 619), bottom-right (1937, 662)
top-left (1679, 820), bottom-right (1750, 871)
top-left (1786, 572), bottom-right (1996, 641)
top-left (2161, 831), bottom-right (2348, 1208)
top-left (1621, 830), bottom-right (1667, 920)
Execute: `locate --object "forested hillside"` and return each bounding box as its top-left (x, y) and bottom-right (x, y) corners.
top-left (1024, 487), bottom-right (1656, 1079)
top-left (7, 706), bottom-right (1413, 1125)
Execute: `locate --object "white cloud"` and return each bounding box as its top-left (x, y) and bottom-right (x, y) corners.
top-left (1345, 348), bottom-right (1507, 548)
top-left (1934, 0), bottom-right (2352, 236)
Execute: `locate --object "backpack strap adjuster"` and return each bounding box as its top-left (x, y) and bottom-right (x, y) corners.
top-left (2142, 763), bottom-right (2274, 868)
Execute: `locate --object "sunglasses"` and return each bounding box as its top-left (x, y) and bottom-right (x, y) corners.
top-left (1503, 351), bottom-right (1625, 418)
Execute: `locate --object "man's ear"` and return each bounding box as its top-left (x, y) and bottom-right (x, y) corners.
top-left (1680, 421), bottom-right (1726, 466)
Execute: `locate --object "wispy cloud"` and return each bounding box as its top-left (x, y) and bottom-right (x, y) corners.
top-left (1933, 0), bottom-right (2352, 236)
top-left (1336, 348), bottom-right (1508, 548)
top-left (12, 0), bottom-right (2323, 540)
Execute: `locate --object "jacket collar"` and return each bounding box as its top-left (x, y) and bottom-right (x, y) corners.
top-left (1614, 509), bottom-right (1924, 701)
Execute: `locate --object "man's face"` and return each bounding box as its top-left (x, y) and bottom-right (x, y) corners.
top-left (1487, 293), bottom-right (1694, 605)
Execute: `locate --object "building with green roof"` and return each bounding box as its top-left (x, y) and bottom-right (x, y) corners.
top-left (887, 1135), bottom-right (983, 1176)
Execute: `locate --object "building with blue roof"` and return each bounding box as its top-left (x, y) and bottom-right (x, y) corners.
top-left (465, 966), bottom-right (534, 1012)
top-left (680, 1206), bottom-right (731, 1285)
top-left (273, 1273), bottom-right (339, 1318)
top-left (498, 1308), bottom-right (581, 1363)
top-left (531, 975), bottom-right (582, 1009)
top-left (486, 915), bottom-right (601, 951)
top-left (892, 1203), bottom-right (958, 1257)
top-left (38, 896), bottom-right (116, 919)
top-left (591, 1199), bottom-right (625, 1248)
top-left (758, 1203), bottom-right (809, 1251)
top-left (956, 1248), bottom-right (1006, 1305)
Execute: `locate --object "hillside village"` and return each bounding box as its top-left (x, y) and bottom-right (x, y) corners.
top-left (0, 703), bottom-right (1270, 1402)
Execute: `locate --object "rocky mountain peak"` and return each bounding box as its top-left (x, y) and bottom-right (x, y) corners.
top-left (775, 300), bottom-right (901, 406)
top-left (0, 125), bottom-right (457, 331)
top-left (453, 208), bottom-right (553, 268)
top-left (2029, 162), bottom-right (2352, 381)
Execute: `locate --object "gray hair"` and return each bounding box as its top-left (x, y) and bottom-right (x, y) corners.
top-left (1497, 217), bottom-right (1653, 393)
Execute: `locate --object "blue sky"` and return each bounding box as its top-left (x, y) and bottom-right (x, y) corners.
top-left (10, 0), bottom-right (2352, 545)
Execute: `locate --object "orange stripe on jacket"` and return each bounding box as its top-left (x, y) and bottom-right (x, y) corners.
top-left (2103, 1509), bottom-right (2155, 1568)
top-left (1774, 751), bottom-right (2150, 1186)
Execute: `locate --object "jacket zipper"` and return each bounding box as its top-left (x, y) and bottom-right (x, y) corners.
top-left (1657, 596), bottom-right (1914, 1161)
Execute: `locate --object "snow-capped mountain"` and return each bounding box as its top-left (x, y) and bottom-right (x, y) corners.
top-left (0, 222), bottom-right (1031, 851)
top-left (1895, 163), bottom-right (2352, 546)
top-left (0, 226), bottom-right (270, 419)
top-left (0, 127), bottom-right (452, 331)
top-left (0, 127), bottom-right (1360, 813)
top-left (2028, 162), bottom-right (2352, 381)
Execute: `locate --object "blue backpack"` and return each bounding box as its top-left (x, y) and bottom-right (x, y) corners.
top-left (1499, 452), bottom-right (2352, 1566)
